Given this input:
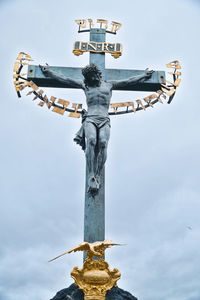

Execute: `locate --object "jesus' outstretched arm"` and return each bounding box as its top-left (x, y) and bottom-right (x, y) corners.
top-left (39, 64), bottom-right (84, 89)
top-left (108, 68), bottom-right (154, 89)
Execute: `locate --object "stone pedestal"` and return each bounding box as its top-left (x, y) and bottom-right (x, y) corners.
top-left (50, 284), bottom-right (138, 300)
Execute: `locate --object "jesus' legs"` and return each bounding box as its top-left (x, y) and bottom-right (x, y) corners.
top-left (96, 124), bottom-right (110, 180)
top-left (84, 122), bottom-right (99, 194)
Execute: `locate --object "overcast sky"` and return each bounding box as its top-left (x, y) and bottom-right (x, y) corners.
top-left (0, 0), bottom-right (200, 299)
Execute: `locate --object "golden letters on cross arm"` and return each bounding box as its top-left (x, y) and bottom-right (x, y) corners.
top-left (13, 53), bottom-right (181, 118)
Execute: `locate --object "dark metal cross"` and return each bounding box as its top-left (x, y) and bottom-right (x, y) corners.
top-left (27, 26), bottom-right (165, 257)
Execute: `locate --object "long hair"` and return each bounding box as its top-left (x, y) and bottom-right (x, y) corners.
top-left (82, 64), bottom-right (102, 89)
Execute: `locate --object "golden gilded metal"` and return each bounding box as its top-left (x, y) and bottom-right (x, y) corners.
top-left (26, 90), bottom-right (33, 96)
top-left (69, 103), bottom-right (82, 118)
top-left (73, 50), bottom-right (84, 56)
top-left (50, 96), bottom-right (57, 103)
top-left (74, 19), bottom-right (122, 32)
top-left (16, 52), bottom-right (25, 60)
top-left (52, 107), bottom-right (65, 115)
top-left (57, 99), bottom-right (70, 107)
top-left (75, 19), bottom-right (87, 28)
top-left (14, 80), bottom-right (29, 91)
top-left (13, 73), bottom-right (26, 79)
top-left (49, 240), bottom-right (121, 300)
top-left (68, 112), bottom-right (80, 118)
top-left (168, 71), bottom-right (182, 76)
top-left (49, 240), bottom-right (122, 262)
top-left (161, 86), bottom-right (176, 96)
top-left (165, 79), bottom-right (181, 87)
top-left (97, 19), bottom-right (108, 29)
top-left (136, 99), bottom-right (146, 110)
top-left (13, 62), bottom-right (20, 73)
top-left (110, 101), bottom-right (136, 113)
top-left (23, 57), bottom-right (33, 62)
top-left (110, 21), bottom-right (122, 32)
top-left (16, 52), bottom-right (33, 61)
top-left (71, 258), bottom-right (120, 300)
top-left (73, 41), bottom-right (122, 59)
top-left (173, 78), bottom-right (181, 87)
top-left (143, 93), bottom-right (157, 107)
top-left (166, 60), bottom-right (181, 69)
top-left (38, 101), bottom-right (44, 107)
top-left (38, 89), bottom-right (44, 95)
top-left (13, 52), bottom-right (181, 116)
top-left (43, 95), bottom-right (52, 109)
top-left (27, 81), bottom-right (38, 91)
top-left (156, 90), bottom-right (166, 103)
top-left (88, 19), bottom-right (94, 27)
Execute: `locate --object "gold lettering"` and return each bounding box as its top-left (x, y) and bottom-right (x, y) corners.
top-left (174, 78), bottom-right (181, 87)
top-left (75, 19), bottom-right (87, 28)
top-left (38, 101), bottom-right (44, 107)
top-left (166, 79), bottom-right (181, 87)
top-left (143, 94), bottom-right (157, 107)
top-left (38, 89), bottom-right (44, 95)
top-left (87, 42), bottom-right (97, 50)
top-left (104, 43), bottom-right (109, 51)
top-left (168, 71), bottom-right (182, 76)
top-left (13, 62), bottom-right (20, 73)
top-left (14, 80), bottom-right (29, 91)
top-left (110, 21), bottom-right (122, 32)
top-left (27, 81), bottom-right (38, 91)
top-left (43, 95), bottom-right (52, 109)
top-left (110, 102), bottom-right (136, 113)
top-left (26, 90), bottom-right (33, 96)
top-left (136, 99), bottom-right (146, 110)
top-left (50, 96), bottom-right (57, 103)
top-left (97, 19), bottom-right (108, 29)
top-left (13, 73), bottom-right (26, 79)
top-left (52, 107), bottom-right (65, 115)
top-left (16, 52), bottom-right (25, 60)
top-left (166, 60), bottom-right (181, 69)
top-left (161, 87), bottom-right (176, 97)
top-left (88, 19), bottom-right (94, 27)
top-left (69, 103), bottom-right (82, 118)
top-left (57, 98), bottom-right (70, 107)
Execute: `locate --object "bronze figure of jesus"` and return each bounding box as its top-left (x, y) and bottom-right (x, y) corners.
top-left (40, 63), bottom-right (153, 195)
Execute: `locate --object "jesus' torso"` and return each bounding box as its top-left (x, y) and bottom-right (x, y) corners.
top-left (83, 81), bottom-right (112, 117)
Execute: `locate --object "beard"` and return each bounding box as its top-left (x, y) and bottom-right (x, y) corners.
top-left (86, 77), bottom-right (101, 87)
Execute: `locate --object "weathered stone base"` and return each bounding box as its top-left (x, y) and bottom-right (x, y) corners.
top-left (50, 284), bottom-right (138, 300)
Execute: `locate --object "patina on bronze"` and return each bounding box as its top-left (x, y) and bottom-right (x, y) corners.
top-left (13, 19), bottom-right (181, 300)
top-left (40, 63), bottom-right (153, 195)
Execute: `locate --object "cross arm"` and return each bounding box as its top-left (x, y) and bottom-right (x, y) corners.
top-left (108, 69), bottom-right (153, 89)
top-left (39, 65), bottom-right (84, 89)
top-left (27, 65), bottom-right (165, 92)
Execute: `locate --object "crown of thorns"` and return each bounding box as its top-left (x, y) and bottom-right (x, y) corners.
top-left (82, 64), bottom-right (102, 78)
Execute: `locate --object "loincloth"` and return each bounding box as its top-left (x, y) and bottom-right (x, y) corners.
top-left (73, 113), bottom-right (110, 151)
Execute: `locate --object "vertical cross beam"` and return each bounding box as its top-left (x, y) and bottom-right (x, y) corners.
top-left (84, 28), bottom-right (106, 260)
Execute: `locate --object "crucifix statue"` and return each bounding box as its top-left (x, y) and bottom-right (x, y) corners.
top-left (35, 22), bottom-right (160, 250)
top-left (14, 19), bottom-right (175, 250)
top-left (39, 63), bottom-right (153, 195)
top-left (13, 18), bottom-right (181, 299)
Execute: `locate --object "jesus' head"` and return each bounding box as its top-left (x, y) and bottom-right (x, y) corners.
top-left (82, 63), bottom-right (102, 89)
